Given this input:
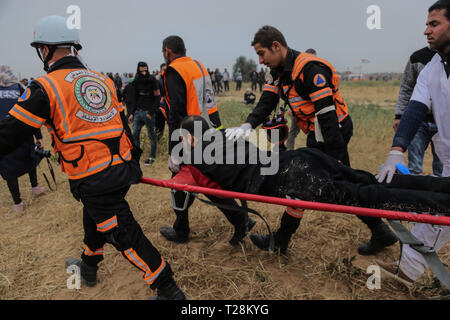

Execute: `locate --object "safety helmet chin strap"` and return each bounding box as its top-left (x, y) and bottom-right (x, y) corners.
top-left (36, 44), bottom-right (89, 72)
top-left (35, 45), bottom-right (57, 72)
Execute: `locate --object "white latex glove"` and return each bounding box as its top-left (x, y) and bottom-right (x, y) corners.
top-left (168, 155), bottom-right (181, 173)
top-left (376, 150), bottom-right (405, 183)
top-left (224, 123), bottom-right (252, 141)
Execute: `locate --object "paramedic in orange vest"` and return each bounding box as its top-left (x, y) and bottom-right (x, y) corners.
top-left (226, 25), bottom-right (397, 255)
top-left (0, 16), bottom-right (184, 300)
top-left (160, 35), bottom-right (255, 245)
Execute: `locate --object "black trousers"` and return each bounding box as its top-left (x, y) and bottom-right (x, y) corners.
top-left (6, 167), bottom-right (38, 204)
top-left (303, 116), bottom-right (384, 229)
top-left (267, 148), bottom-right (450, 216)
top-left (171, 190), bottom-right (247, 237)
top-left (79, 185), bottom-right (172, 289)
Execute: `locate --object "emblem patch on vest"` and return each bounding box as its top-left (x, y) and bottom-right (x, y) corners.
top-left (313, 74), bottom-right (327, 88)
top-left (18, 88), bottom-right (31, 101)
top-left (74, 76), bottom-right (116, 123)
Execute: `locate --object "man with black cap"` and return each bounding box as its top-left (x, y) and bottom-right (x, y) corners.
top-left (127, 61), bottom-right (160, 165)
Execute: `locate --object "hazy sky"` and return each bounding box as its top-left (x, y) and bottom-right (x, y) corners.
top-left (0, 0), bottom-right (437, 79)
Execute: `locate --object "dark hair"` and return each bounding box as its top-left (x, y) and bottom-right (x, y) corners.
top-left (137, 61), bottom-right (148, 68)
top-left (160, 63), bottom-right (166, 69)
top-left (251, 25), bottom-right (287, 49)
top-left (429, 0), bottom-right (450, 20)
top-left (305, 48), bottom-right (317, 55)
top-left (180, 115), bottom-right (211, 137)
top-left (162, 35), bottom-right (186, 55)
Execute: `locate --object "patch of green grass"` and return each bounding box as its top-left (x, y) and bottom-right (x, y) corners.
top-left (341, 80), bottom-right (401, 88)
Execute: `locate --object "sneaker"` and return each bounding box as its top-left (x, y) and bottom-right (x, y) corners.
top-left (65, 258), bottom-right (98, 287)
top-left (229, 217), bottom-right (257, 245)
top-left (160, 226), bottom-right (190, 244)
top-left (13, 202), bottom-right (24, 212)
top-left (374, 259), bottom-right (414, 288)
top-left (32, 185), bottom-right (46, 196)
top-left (144, 158), bottom-right (155, 166)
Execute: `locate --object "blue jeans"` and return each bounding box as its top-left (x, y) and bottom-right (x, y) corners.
top-left (407, 122), bottom-right (442, 176)
top-left (132, 110), bottom-right (157, 159)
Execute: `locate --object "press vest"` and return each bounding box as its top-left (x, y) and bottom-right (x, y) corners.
top-left (165, 56), bottom-right (220, 127)
top-left (34, 69), bottom-right (132, 180)
top-left (279, 53), bottom-right (349, 134)
top-left (0, 84), bottom-right (21, 120)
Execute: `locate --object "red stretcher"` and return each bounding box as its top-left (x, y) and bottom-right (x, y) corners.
top-left (140, 166), bottom-right (450, 227)
top-left (140, 166), bottom-right (450, 289)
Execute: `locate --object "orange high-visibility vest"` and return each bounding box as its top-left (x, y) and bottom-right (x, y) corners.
top-left (282, 53), bottom-right (349, 134)
top-left (166, 56), bottom-right (220, 127)
top-left (34, 69), bottom-right (132, 180)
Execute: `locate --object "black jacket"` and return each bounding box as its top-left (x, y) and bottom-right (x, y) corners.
top-left (0, 83), bottom-right (42, 179)
top-left (128, 73), bottom-right (160, 115)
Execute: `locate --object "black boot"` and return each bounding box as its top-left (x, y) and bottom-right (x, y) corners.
top-left (160, 226), bottom-right (190, 244)
top-left (149, 277), bottom-right (186, 300)
top-left (250, 213), bottom-right (301, 254)
top-left (249, 231), bottom-right (290, 254)
top-left (357, 222), bottom-right (398, 255)
top-left (229, 217), bottom-right (257, 245)
top-left (65, 258), bottom-right (98, 287)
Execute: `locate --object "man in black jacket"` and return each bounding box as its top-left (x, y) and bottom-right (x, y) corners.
top-left (128, 61), bottom-right (160, 166)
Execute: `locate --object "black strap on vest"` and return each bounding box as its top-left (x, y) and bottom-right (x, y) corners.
top-left (57, 145), bottom-right (84, 168)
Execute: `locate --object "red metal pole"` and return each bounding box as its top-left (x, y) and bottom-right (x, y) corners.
top-left (139, 177), bottom-right (450, 226)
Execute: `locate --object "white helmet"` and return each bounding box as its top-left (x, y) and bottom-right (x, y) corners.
top-left (31, 15), bottom-right (82, 50)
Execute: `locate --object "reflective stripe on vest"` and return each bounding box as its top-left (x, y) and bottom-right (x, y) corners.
top-left (35, 68), bottom-right (133, 180)
top-left (167, 56), bottom-right (219, 126)
top-left (282, 52), bottom-right (349, 134)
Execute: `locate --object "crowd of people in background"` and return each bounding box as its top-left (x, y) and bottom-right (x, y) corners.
top-left (12, 62), bottom-right (406, 172)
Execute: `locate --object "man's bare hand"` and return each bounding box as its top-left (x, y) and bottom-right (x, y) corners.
top-left (393, 119), bottom-right (401, 132)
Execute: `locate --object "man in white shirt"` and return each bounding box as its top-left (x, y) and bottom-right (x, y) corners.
top-left (375, 0), bottom-right (450, 286)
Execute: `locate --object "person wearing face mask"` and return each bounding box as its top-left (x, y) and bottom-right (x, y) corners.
top-left (127, 61), bottom-right (160, 165)
top-left (0, 15), bottom-right (185, 300)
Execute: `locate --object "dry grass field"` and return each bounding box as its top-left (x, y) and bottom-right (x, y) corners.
top-left (0, 80), bottom-right (449, 300)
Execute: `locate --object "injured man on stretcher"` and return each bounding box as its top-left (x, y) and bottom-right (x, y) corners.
top-left (170, 115), bottom-right (450, 253)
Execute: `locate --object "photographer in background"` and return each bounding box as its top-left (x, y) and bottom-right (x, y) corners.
top-left (0, 65), bottom-right (45, 212)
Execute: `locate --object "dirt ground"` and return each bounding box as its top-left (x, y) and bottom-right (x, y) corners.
top-left (0, 82), bottom-right (449, 300)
